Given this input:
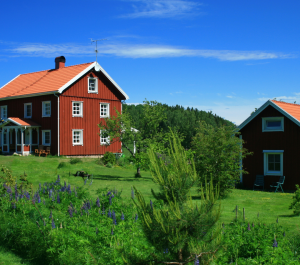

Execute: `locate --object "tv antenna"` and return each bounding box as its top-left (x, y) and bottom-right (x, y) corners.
top-left (90, 38), bottom-right (107, 63)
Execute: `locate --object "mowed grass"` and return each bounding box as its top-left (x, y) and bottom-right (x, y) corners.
top-left (0, 154), bottom-right (300, 264)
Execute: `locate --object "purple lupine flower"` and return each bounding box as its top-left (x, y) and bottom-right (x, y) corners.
top-left (112, 211), bottom-right (117, 225)
top-left (135, 213), bottom-right (138, 222)
top-left (70, 202), bottom-right (74, 210)
top-left (9, 193), bottom-right (13, 201)
top-left (64, 181), bottom-right (67, 188)
top-left (43, 188), bottom-right (45, 194)
top-left (57, 194), bottom-right (60, 204)
top-left (108, 209), bottom-right (112, 218)
top-left (96, 197), bottom-right (100, 207)
top-left (273, 238), bottom-right (278, 248)
top-left (38, 194), bottom-right (41, 203)
top-left (7, 186), bottom-right (12, 194)
top-left (163, 248), bottom-right (168, 254)
top-left (109, 196), bottom-right (112, 205)
top-left (49, 210), bottom-right (52, 219)
top-left (107, 191), bottom-right (111, 196)
top-left (51, 219), bottom-right (55, 229)
top-left (102, 205), bottom-right (105, 215)
top-left (121, 212), bottom-right (125, 221)
top-left (25, 192), bottom-right (30, 200)
top-left (283, 232), bottom-right (286, 237)
top-left (11, 202), bottom-right (16, 209)
top-left (150, 200), bottom-right (153, 210)
top-left (57, 175), bottom-right (60, 182)
top-left (194, 255), bottom-right (199, 265)
top-left (87, 200), bottom-right (91, 209)
top-left (111, 228), bottom-right (114, 235)
top-left (49, 189), bottom-right (53, 199)
top-left (68, 206), bottom-right (73, 218)
top-left (96, 228), bottom-right (98, 235)
top-left (247, 223), bottom-right (251, 231)
top-left (15, 190), bottom-right (18, 201)
top-left (84, 179), bottom-right (87, 185)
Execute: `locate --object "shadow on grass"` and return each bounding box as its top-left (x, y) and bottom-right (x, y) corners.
top-left (73, 174), bottom-right (153, 181)
top-left (279, 213), bottom-right (300, 218)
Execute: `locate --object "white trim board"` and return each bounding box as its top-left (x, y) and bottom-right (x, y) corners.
top-left (238, 100), bottom-right (300, 131)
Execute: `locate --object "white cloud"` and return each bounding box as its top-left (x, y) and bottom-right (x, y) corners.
top-left (7, 42), bottom-right (294, 61)
top-left (120, 0), bottom-right (201, 18)
top-left (226, 95), bottom-right (234, 98)
top-left (258, 96), bottom-right (299, 102)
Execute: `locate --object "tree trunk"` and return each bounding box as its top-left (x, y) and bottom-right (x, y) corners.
top-left (178, 248), bottom-right (182, 261)
top-left (136, 166), bottom-right (141, 177)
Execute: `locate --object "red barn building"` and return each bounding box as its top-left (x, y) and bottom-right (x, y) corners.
top-left (238, 99), bottom-right (300, 191)
top-left (0, 56), bottom-right (129, 156)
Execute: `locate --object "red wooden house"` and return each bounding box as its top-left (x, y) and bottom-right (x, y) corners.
top-left (238, 99), bottom-right (300, 190)
top-left (0, 56), bottom-right (129, 156)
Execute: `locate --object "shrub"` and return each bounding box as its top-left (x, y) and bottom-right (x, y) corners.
top-left (69, 157), bottom-right (82, 164)
top-left (106, 162), bottom-right (113, 168)
top-left (57, 162), bottom-right (67, 169)
top-left (102, 152), bottom-right (116, 165)
top-left (289, 184), bottom-right (300, 215)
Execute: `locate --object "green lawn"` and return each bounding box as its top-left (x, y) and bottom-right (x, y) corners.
top-left (0, 154), bottom-right (299, 264)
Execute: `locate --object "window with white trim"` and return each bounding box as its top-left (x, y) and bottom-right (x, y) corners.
top-left (100, 103), bottom-right (110, 118)
top-left (0, 105), bottom-right (7, 119)
top-left (100, 130), bottom-right (110, 145)
top-left (72, 102), bottom-right (83, 117)
top-left (73, 129), bottom-right (83, 145)
top-left (262, 117), bottom-right (284, 132)
top-left (24, 103), bottom-right (32, 118)
top-left (88, 77), bottom-right (98, 93)
top-left (42, 101), bottom-right (51, 117)
top-left (263, 151), bottom-right (283, 176)
top-left (42, 130), bottom-right (51, 146)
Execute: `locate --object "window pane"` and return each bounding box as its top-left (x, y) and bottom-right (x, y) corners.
top-left (26, 105), bottom-right (31, 117)
top-left (45, 103), bottom-right (50, 115)
top-left (44, 132), bottom-right (50, 144)
top-left (275, 154), bottom-right (280, 162)
top-left (89, 79), bottom-right (95, 91)
top-left (73, 131), bottom-right (81, 144)
top-left (268, 162), bottom-right (274, 171)
top-left (267, 121), bottom-right (281, 128)
top-left (268, 154), bottom-right (274, 163)
top-left (274, 162), bottom-right (280, 171)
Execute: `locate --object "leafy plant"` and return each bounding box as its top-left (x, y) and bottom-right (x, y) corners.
top-left (102, 151), bottom-right (116, 165)
top-left (69, 157), bottom-right (82, 164)
top-left (57, 162), bottom-right (67, 169)
top-left (289, 184), bottom-right (300, 215)
top-left (106, 162), bottom-right (113, 168)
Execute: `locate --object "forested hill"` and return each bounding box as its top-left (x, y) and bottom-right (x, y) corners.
top-left (123, 103), bottom-right (235, 149)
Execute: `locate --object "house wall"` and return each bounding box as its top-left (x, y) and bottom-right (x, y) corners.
top-left (0, 95), bottom-right (58, 154)
top-left (240, 105), bottom-right (300, 190)
top-left (59, 69), bottom-right (123, 156)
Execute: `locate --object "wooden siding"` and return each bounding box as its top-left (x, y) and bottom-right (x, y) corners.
top-left (240, 105), bottom-right (300, 190)
top-left (0, 95), bottom-right (58, 155)
top-left (59, 69), bottom-right (123, 156)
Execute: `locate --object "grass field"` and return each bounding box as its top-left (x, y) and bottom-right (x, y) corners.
top-left (0, 154), bottom-right (299, 264)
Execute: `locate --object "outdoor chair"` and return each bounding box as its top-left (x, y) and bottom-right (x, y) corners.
top-left (38, 145), bottom-right (45, 157)
top-left (270, 176), bottom-right (285, 193)
top-left (253, 175), bottom-right (264, 191)
top-left (45, 147), bottom-right (50, 157)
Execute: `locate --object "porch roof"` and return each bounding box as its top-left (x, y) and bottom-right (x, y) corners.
top-left (1, 117), bottom-right (41, 127)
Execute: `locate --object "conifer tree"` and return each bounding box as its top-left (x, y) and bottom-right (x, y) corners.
top-left (120, 132), bottom-right (222, 265)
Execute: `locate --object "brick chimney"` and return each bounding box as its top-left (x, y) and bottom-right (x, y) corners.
top-left (55, 56), bottom-right (66, 69)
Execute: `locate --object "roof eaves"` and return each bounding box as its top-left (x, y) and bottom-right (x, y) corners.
top-left (0, 91), bottom-right (58, 101)
top-left (238, 100), bottom-right (300, 131)
top-left (0, 75), bottom-right (20, 90)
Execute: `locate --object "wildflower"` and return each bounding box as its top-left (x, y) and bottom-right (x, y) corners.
top-left (7, 186), bottom-right (12, 194)
top-left (131, 187), bottom-right (135, 199)
top-left (15, 191), bottom-right (18, 201)
top-left (107, 191), bottom-right (111, 196)
top-left (283, 232), bottom-right (286, 237)
top-left (111, 228), bottom-right (114, 235)
top-left (194, 255), bottom-right (199, 265)
top-left (11, 202), bottom-right (16, 209)
top-left (57, 194), bottom-right (61, 204)
top-left (49, 210), bottom-right (52, 219)
top-left (135, 213), bottom-right (138, 222)
top-left (150, 200), bottom-right (153, 210)
top-left (96, 228), bottom-right (99, 235)
top-left (273, 238), bottom-right (278, 247)
top-left (121, 212), bottom-right (125, 221)
top-left (96, 197), bottom-right (100, 207)
top-left (37, 194), bottom-right (41, 203)
top-left (57, 175), bottom-right (60, 182)
top-left (43, 188), bottom-right (45, 194)
top-left (102, 205), bottom-right (105, 215)
top-left (222, 223), bottom-right (225, 228)
top-left (68, 206), bottom-right (73, 218)
top-left (25, 192), bottom-right (30, 200)
top-left (112, 210), bottom-right (117, 225)
top-left (247, 223), bottom-right (251, 231)
top-left (64, 181), bottom-right (67, 188)
top-left (109, 196), bottom-right (112, 205)
top-left (52, 219), bottom-right (56, 229)
top-left (108, 209), bottom-right (112, 218)
top-left (163, 248), bottom-right (168, 254)
top-left (49, 189), bottom-right (53, 199)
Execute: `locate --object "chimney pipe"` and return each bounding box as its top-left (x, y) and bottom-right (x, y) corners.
top-left (55, 56), bottom-right (66, 69)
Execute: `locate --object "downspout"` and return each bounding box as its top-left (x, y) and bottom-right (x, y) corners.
top-left (54, 93), bottom-right (60, 156)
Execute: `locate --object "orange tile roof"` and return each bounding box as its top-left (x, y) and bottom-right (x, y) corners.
top-left (271, 100), bottom-right (300, 122)
top-left (8, 117), bottom-right (40, 126)
top-left (0, 62), bottom-right (94, 99)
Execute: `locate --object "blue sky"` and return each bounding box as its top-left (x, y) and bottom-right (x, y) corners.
top-left (1, 0), bottom-right (300, 125)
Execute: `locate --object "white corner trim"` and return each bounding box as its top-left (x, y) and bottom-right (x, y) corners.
top-left (7, 118), bottom-right (22, 126)
top-left (0, 75), bottom-right (20, 90)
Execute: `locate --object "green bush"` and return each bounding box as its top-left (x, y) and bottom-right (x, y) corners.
top-left (106, 162), bottom-right (113, 168)
top-left (289, 184), bottom-right (300, 215)
top-left (57, 162), bottom-right (67, 169)
top-left (102, 152), bottom-right (116, 165)
top-left (69, 157), bottom-right (82, 164)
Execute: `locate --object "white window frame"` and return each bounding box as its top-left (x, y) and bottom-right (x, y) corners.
top-left (72, 129), bottom-right (83, 146)
top-left (72, 101), bottom-right (83, 117)
top-left (24, 103), bottom-right (32, 119)
top-left (100, 103), bottom-right (110, 118)
top-left (262, 117), bottom-right (284, 132)
top-left (263, 150), bottom-right (283, 176)
top-left (42, 130), bottom-right (51, 146)
top-left (100, 130), bottom-right (110, 145)
top-left (42, 101), bottom-right (51, 117)
top-left (0, 105), bottom-right (7, 120)
top-left (88, 77), bottom-right (98, 94)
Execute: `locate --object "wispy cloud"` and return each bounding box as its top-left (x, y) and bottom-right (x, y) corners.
top-left (5, 42), bottom-right (294, 61)
top-left (226, 95), bottom-right (234, 98)
top-left (258, 95), bottom-right (300, 102)
top-left (120, 0), bottom-right (201, 18)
